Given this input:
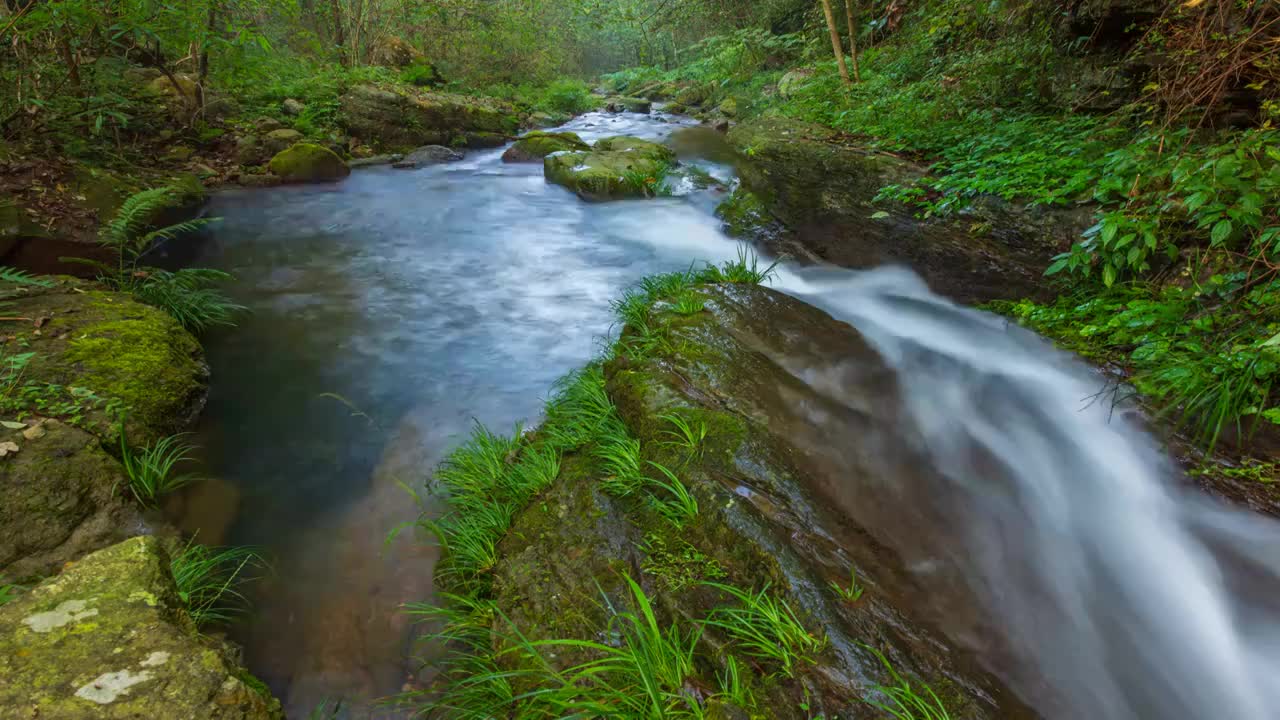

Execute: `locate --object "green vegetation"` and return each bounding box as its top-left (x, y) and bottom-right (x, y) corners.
top-left (118, 431), bottom-right (202, 506)
top-left (83, 186), bottom-right (245, 333)
top-left (603, 0), bottom-right (1279, 464)
top-left (0, 584), bottom-right (22, 606)
top-left (170, 540), bottom-right (266, 628)
top-left (862, 646), bottom-right (954, 720)
top-left (830, 568), bottom-right (866, 603)
top-left (703, 582), bottom-right (828, 678)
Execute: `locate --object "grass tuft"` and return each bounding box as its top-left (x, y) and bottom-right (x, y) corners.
top-left (703, 582), bottom-right (828, 677)
top-left (118, 431), bottom-right (201, 506)
top-left (861, 645), bottom-right (954, 720)
top-left (170, 540), bottom-right (265, 628)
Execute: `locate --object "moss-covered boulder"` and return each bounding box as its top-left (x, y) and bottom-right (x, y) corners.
top-left (674, 83), bottom-right (715, 107)
top-left (267, 143), bottom-right (351, 184)
top-left (0, 279), bottom-right (208, 444)
top-left (0, 536), bottom-right (282, 718)
top-left (338, 84), bottom-right (519, 151)
top-left (604, 96), bottom-right (652, 114)
top-left (726, 117), bottom-right (1086, 303)
top-left (543, 136), bottom-right (677, 200)
top-left (0, 420), bottom-right (143, 583)
top-left (778, 68), bottom-right (815, 99)
top-left (489, 283), bottom-right (1034, 719)
top-left (501, 131), bottom-right (590, 163)
top-left (262, 128), bottom-right (303, 155)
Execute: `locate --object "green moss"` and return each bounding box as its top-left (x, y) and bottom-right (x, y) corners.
top-left (640, 533), bottom-right (726, 592)
top-left (716, 186), bottom-right (771, 237)
top-left (61, 296), bottom-right (204, 439)
top-left (267, 143), bottom-right (350, 183)
top-left (502, 131), bottom-right (589, 162)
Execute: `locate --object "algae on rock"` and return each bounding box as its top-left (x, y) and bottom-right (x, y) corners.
top-left (267, 143), bottom-right (351, 184)
top-left (542, 135), bottom-right (677, 200)
top-left (501, 131), bottom-right (590, 163)
top-left (0, 536), bottom-right (282, 719)
top-left (338, 84), bottom-right (519, 151)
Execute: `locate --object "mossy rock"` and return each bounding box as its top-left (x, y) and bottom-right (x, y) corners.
top-left (717, 97), bottom-right (740, 117)
top-left (0, 420), bottom-right (143, 584)
top-left (674, 83), bottom-right (715, 107)
top-left (726, 116), bottom-right (1076, 303)
top-left (778, 68), bottom-right (815, 100)
top-left (501, 131), bottom-right (590, 163)
top-left (488, 283), bottom-right (1024, 719)
top-left (262, 128), bottom-right (303, 155)
top-left (715, 185), bottom-right (775, 237)
top-left (267, 143), bottom-right (351, 184)
top-left (0, 536), bottom-right (283, 718)
top-left (543, 150), bottom-right (671, 201)
top-left (0, 278), bottom-right (208, 445)
top-left (605, 96), bottom-right (652, 114)
top-left (592, 136), bottom-right (676, 162)
top-left (338, 84), bottom-right (519, 151)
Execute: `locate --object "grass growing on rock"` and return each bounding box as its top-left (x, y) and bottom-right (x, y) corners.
top-left (119, 431), bottom-right (202, 506)
top-left (170, 540), bottom-right (266, 628)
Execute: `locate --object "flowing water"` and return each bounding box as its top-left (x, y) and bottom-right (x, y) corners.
top-left (181, 110), bottom-right (1280, 719)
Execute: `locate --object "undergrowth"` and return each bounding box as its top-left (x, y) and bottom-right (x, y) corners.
top-left (170, 540), bottom-right (266, 628)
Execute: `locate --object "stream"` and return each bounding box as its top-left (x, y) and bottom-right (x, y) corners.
top-left (177, 110), bottom-right (1280, 719)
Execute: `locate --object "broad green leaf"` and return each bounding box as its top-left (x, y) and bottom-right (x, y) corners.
top-left (1210, 219), bottom-right (1233, 245)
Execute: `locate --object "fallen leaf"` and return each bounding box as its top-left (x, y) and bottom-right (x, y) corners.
top-left (0, 421), bottom-right (25, 429)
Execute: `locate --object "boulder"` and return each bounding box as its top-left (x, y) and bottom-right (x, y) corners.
top-left (486, 283), bottom-right (1032, 719)
top-left (282, 98), bottom-right (305, 116)
top-left (724, 117), bottom-right (1087, 303)
top-left (392, 145), bottom-right (464, 169)
top-left (235, 135), bottom-right (265, 166)
top-left (262, 128), bottom-right (303, 155)
top-left (370, 36), bottom-right (424, 67)
top-left (543, 136), bottom-right (677, 200)
top-left (254, 117), bottom-right (284, 133)
top-left (526, 111), bottom-right (567, 129)
top-left (267, 143), bottom-right (351, 184)
top-left (501, 131), bottom-right (590, 163)
top-left (778, 68), bottom-right (815, 99)
top-left (674, 83), bottom-right (714, 107)
top-left (0, 420), bottom-right (144, 584)
top-left (604, 96), bottom-right (652, 114)
top-left (338, 84), bottom-right (519, 151)
top-left (0, 278), bottom-right (209, 445)
top-left (349, 154), bottom-right (404, 169)
top-left (717, 97), bottom-right (739, 117)
top-left (0, 536), bottom-right (282, 718)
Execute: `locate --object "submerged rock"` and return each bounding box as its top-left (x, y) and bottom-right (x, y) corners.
top-left (725, 117), bottom-right (1088, 303)
top-left (542, 135), bottom-right (677, 200)
top-left (490, 283), bottom-right (1033, 719)
top-left (338, 84), bottom-right (519, 151)
top-left (392, 145), bottom-right (464, 169)
top-left (0, 536), bottom-right (282, 719)
top-left (0, 420), bottom-right (143, 583)
top-left (267, 143), bottom-right (351, 184)
top-left (501, 131), bottom-right (590, 163)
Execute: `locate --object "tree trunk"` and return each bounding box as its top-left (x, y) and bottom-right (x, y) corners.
top-left (844, 0), bottom-right (861, 82)
top-left (820, 0), bottom-right (851, 88)
top-left (329, 0), bottom-right (346, 64)
top-left (57, 33), bottom-right (81, 93)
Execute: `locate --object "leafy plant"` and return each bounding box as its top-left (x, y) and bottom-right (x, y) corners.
top-left (659, 412), bottom-right (708, 462)
top-left (646, 460), bottom-right (699, 526)
top-left (704, 582), bottom-right (828, 677)
top-left (118, 431), bottom-right (201, 506)
top-left (697, 248), bottom-right (778, 285)
top-left (861, 646), bottom-right (953, 720)
top-left (830, 568), bottom-right (866, 603)
top-left (123, 268), bottom-right (246, 333)
top-left (0, 583), bottom-right (23, 606)
top-left (170, 540), bottom-right (265, 628)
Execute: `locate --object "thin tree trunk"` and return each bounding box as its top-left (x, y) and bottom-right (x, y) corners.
top-left (844, 0), bottom-right (861, 82)
top-left (820, 0), bottom-right (851, 88)
top-left (329, 0), bottom-right (346, 64)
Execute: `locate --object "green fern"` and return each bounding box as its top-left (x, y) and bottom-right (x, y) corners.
top-left (0, 267), bottom-right (53, 288)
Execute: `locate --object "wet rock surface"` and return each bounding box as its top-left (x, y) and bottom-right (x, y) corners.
top-left (492, 283), bottom-right (1035, 719)
top-left (338, 84), bottom-right (519, 151)
top-left (543, 135), bottom-right (678, 200)
top-left (724, 117), bottom-right (1091, 303)
top-left (0, 536), bottom-right (282, 719)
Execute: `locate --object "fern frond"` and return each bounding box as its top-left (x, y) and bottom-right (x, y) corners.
top-left (0, 266), bottom-right (53, 288)
top-left (142, 217), bottom-right (215, 246)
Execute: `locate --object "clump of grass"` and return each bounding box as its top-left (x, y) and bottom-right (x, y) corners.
top-left (646, 460), bottom-right (699, 526)
top-left (118, 431), bottom-right (201, 506)
top-left (123, 268), bottom-right (247, 333)
top-left (704, 582), bottom-right (827, 677)
top-left (830, 568), bottom-right (866, 603)
top-left (861, 645), bottom-right (953, 720)
top-left (594, 417), bottom-right (646, 496)
top-left (697, 247), bottom-right (778, 285)
top-left (717, 654), bottom-right (755, 710)
top-left (660, 412), bottom-right (708, 462)
top-left (671, 291), bottom-right (707, 315)
top-left (170, 540), bottom-right (265, 628)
